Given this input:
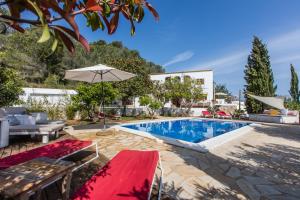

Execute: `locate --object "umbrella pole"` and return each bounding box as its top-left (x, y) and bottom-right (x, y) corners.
top-left (101, 72), bottom-right (106, 129)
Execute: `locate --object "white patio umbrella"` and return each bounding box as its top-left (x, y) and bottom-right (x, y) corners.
top-left (215, 92), bottom-right (228, 96)
top-left (65, 64), bottom-right (136, 128)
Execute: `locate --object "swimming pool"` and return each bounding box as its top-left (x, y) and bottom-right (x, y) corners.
top-left (122, 119), bottom-right (250, 143)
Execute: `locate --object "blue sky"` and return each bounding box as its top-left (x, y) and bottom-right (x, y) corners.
top-left (47, 1), bottom-right (300, 95)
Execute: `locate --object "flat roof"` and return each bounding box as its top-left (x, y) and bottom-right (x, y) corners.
top-left (151, 69), bottom-right (212, 75)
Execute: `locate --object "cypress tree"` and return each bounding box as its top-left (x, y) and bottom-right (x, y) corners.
top-left (244, 36), bottom-right (277, 113)
top-left (289, 64), bottom-right (299, 103)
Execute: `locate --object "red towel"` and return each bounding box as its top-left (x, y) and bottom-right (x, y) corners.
top-left (0, 139), bottom-right (92, 170)
top-left (71, 150), bottom-right (159, 200)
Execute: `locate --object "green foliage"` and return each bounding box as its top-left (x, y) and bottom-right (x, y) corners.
top-left (207, 105), bottom-right (219, 117)
top-left (0, 67), bottom-right (24, 107)
top-left (233, 109), bottom-right (245, 119)
top-left (25, 97), bottom-right (67, 120)
top-left (244, 36), bottom-right (277, 113)
top-left (0, 7), bottom-right (9, 34)
top-left (164, 77), bottom-right (204, 108)
top-left (289, 64), bottom-right (299, 103)
top-left (139, 95), bottom-right (152, 106)
top-left (139, 95), bottom-right (162, 118)
top-left (215, 83), bottom-right (233, 103)
top-left (0, 28), bottom-right (64, 83)
top-left (25, 98), bottom-right (46, 113)
top-left (0, 30), bottom-right (163, 88)
top-left (285, 101), bottom-right (300, 111)
top-left (65, 104), bottom-right (77, 120)
top-left (44, 74), bottom-right (60, 88)
top-left (72, 83), bottom-right (119, 119)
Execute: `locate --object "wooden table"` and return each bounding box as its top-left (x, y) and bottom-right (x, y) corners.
top-left (0, 157), bottom-right (75, 200)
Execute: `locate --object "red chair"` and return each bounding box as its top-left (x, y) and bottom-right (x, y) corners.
top-left (216, 111), bottom-right (232, 119)
top-left (202, 110), bottom-right (213, 118)
top-left (0, 139), bottom-right (98, 171)
top-left (71, 150), bottom-right (163, 200)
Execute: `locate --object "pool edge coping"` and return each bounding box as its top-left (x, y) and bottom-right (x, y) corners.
top-left (113, 118), bottom-right (258, 153)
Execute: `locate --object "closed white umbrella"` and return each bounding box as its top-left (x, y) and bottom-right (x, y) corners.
top-left (65, 64), bottom-right (136, 128)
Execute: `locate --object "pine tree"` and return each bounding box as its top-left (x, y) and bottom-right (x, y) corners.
top-left (289, 64), bottom-right (299, 103)
top-left (244, 36), bottom-right (277, 113)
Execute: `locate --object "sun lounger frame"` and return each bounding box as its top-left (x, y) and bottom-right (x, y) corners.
top-left (148, 151), bottom-right (163, 200)
top-left (55, 141), bottom-right (99, 172)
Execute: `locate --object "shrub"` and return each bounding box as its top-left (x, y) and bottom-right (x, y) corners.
top-left (65, 104), bottom-right (77, 120)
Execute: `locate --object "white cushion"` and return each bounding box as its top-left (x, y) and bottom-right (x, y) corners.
top-left (13, 115), bottom-right (36, 125)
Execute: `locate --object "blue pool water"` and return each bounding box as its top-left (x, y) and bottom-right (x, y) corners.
top-left (122, 119), bottom-right (250, 143)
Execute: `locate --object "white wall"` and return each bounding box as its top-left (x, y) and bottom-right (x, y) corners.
top-left (20, 87), bottom-right (77, 105)
top-left (150, 70), bottom-right (214, 103)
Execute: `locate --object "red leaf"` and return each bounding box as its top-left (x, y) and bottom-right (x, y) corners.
top-left (54, 29), bottom-right (75, 53)
top-left (145, 2), bottom-right (159, 20)
top-left (121, 7), bottom-right (130, 20)
top-left (109, 12), bottom-right (119, 34)
top-left (46, 1), bottom-right (80, 39)
top-left (102, 15), bottom-right (111, 34)
top-left (52, 25), bottom-right (90, 52)
top-left (86, 0), bottom-right (103, 12)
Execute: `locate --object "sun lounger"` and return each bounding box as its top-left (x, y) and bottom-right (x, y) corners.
top-left (216, 111), bottom-right (232, 119)
top-left (0, 139), bottom-right (98, 171)
top-left (9, 123), bottom-right (65, 143)
top-left (71, 150), bottom-right (163, 200)
top-left (202, 110), bottom-right (213, 118)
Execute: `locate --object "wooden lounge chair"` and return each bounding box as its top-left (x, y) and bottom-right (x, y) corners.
top-left (0, 139), bottom-right (98, 171)
top-left (202, 110), bottom-right (213, 118)
top-left (71, 150), bottom-right (163, 200)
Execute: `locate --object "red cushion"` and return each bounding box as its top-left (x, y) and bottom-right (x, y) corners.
top-left (71, 150), bottom-right (159, 200)
top-left (0, 139), bottom-right (92, 170)
top-left (202, 111), bottom-right (211, 115)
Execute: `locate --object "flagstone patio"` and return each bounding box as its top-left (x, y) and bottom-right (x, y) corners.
top-left (68, 122), bottom-right (300, 200)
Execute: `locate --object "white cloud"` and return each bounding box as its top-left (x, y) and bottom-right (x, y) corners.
top-left (190, 51), bottom-right (248, 75)
top-left (269, 29), bottom-right (300, 51)
top-left (273, 54), bottom-right (300, 64)
top-left (164, 51), bottom-right (194, 67)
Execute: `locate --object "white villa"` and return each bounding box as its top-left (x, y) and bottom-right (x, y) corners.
top-left (150, 69), bottom-right (214, 105)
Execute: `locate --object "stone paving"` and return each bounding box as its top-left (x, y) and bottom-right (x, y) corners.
top-left (66, 122), bottom-right (300, 200)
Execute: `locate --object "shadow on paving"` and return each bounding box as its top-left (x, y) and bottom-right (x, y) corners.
top-left (72, 122), bottom-right (120, 130)
top-left (251, 123), bottom-right (300, 142)
top-left (164, 124), bottom-right (300, 199)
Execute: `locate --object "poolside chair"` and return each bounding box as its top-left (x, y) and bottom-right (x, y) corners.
top-left (202, 110), bottom-right (213, 118)
top-left (0, 139), bottom-right (98, 171)
top-left (71, 150), bottom-right (163, 200)
top-left (216, 111), bottom-right (232, 119)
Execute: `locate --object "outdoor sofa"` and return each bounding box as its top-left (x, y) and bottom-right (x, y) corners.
top-left (1, 107), bottom-right (65, 143)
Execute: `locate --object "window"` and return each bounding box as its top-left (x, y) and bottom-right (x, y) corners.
top-left (196, 78), bottom-right (205, 85)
